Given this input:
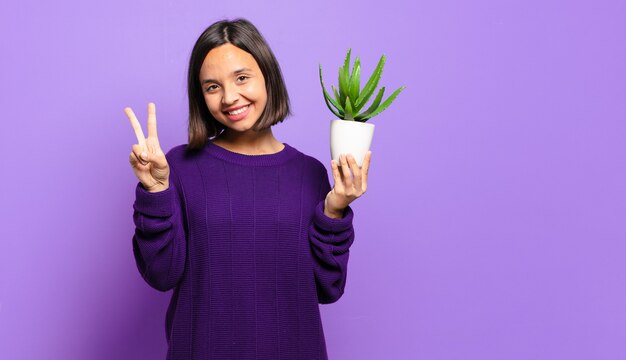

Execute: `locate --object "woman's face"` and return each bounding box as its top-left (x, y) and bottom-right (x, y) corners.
top-left (199, 43), bottom-right (267, 134)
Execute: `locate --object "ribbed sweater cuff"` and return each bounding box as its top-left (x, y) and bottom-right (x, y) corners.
top-left (133, 182), bottom-right (174, 217)
top-left (314, 201), bottom-right (354, 232)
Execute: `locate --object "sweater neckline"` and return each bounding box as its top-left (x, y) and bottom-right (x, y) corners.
top-left (204, 140), bottom-right (298, 166)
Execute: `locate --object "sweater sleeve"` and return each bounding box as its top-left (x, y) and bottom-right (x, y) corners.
top-left (308, 165), bottom-right (355, 304)
top-left (132, 166), bottom-right (187, 292)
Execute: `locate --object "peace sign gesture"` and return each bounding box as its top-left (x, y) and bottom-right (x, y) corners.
top-left (125, 103), bottom-right (170, 192)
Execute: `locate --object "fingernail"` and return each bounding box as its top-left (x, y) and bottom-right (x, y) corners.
top-left (140, 152), bottom-right (147, 160)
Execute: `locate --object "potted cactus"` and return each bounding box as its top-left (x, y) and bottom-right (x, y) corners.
top-left (319, 48), bottom-right (405, 166)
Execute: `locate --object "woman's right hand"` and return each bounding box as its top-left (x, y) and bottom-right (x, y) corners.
top-left (124, 102), bottom-right (170, 192)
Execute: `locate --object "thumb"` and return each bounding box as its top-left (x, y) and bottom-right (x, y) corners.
top-left (140, 151), bottom-right (149, 162)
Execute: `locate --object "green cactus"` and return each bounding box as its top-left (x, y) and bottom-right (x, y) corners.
top-left (319, 48), bottom-right (405, 122)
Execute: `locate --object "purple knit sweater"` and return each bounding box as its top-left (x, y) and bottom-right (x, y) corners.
top-left (132, 141), bottom-right (355, 359)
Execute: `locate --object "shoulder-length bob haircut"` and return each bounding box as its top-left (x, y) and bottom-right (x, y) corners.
top-left (186, 18), bottom-right (291, 150)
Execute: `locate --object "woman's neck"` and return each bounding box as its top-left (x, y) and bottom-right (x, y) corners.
top-left (212, 128), bottom-right (284, 155)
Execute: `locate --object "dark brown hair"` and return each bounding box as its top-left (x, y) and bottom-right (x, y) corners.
top-left (186, 18), bottom-right (291, 150)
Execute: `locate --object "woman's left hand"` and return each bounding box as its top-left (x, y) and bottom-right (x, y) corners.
top-left (324, 151), bottom-right (372, 219)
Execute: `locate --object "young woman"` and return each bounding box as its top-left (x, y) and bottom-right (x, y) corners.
top-left (125, 18), bottom-right (371, 360)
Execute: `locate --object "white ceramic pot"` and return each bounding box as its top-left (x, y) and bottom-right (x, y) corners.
top-left (330, 119), bottom-right (375, 167)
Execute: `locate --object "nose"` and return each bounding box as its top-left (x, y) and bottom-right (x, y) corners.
top-left (221, 83), bottom-right (239, 106)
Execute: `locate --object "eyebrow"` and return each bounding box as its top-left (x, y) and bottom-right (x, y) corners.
top-left (201, 68), bottom-right (253, 85)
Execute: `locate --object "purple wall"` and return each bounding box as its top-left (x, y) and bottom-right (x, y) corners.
top-left (1, 0), bottom-right (625, 359)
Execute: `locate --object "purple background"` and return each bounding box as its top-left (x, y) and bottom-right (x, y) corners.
top-left (1, 0), bottom-right (625, 359)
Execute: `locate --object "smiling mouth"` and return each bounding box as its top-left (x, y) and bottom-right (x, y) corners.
top-left (224, 105), bottom-right (249, 115)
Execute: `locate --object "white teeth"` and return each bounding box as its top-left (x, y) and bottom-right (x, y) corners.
top-left (228, 105), bottom-right (249, 115)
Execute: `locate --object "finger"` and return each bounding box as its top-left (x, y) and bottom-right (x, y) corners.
top-left (147, 102), bottom-right (158, 139)
top-left (339, 154), bottom-right (353, 189)
top-left (132, 144), bottom-right (149, 165)
top-left (124, 107), bottom-right (146, 146)
top-left (331, 159), bottom-right (345, 193)
top-left (129, 152), bottom-right (141, 167)
top-left (129, 152), bottom-right (147, 170)
top-left (130, 153), bottom-right (151, 185)
top-left (347, 154), bottom-right (362, 191)
top-left (361, 151), bottom-right (372, 191)
top-left (146, 136), bottom-right (160, 156)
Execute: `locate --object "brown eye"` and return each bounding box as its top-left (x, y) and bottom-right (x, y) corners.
top-left (237, 75), bottom-right (249, 82)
